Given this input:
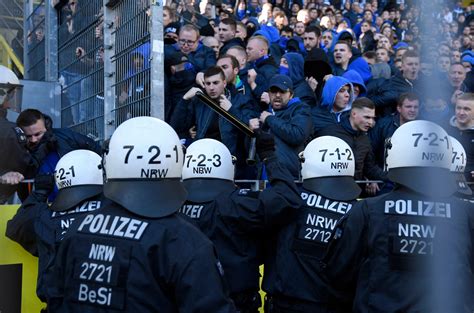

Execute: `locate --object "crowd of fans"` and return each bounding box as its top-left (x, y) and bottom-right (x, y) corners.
top-left (162, 0), bottom-right (474, 195)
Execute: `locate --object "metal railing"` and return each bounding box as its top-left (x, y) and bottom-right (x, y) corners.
top-left (0, 34), bottom-right (24, 74)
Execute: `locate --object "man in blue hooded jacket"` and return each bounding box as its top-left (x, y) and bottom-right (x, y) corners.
top-left (312, 76), bottom-right (354, 137)
top-left (342, 70), bottom-right (367, 98)
top-left (278, 52), bottom-right (317, 107)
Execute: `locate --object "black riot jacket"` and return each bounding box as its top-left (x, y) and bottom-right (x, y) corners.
top-left (0, 117), bottom-right (35, 202)
top-left (321, 186), bottom-right (474, 313)
top-left (180, 155), bottom-right (302, 312)
top-left (48, 202), bottom-right (236, 313)
top-left (262, 186), bottom-right (357, 313)
top-left (6, 191), bottom-right (108, 303)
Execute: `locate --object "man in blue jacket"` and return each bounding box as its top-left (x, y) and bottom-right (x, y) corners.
top-left (246, 36), bottom-right (279, 106)
top-left (278, 52), bottom-right (317, 107)
top-left (166, 24), bottom-right (216, 73)
top-left (249, 74), bottom-right (312, 179)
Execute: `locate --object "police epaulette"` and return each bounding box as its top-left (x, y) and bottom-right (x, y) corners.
top-left (13, 126), bottom-right (27, 144)
top-left (238, 189), bottom-right (259, 198)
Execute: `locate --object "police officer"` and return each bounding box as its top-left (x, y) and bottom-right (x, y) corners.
top-left (0, 65), bottom-right (34, 203)
top-left (6, 149), bottom-right (106, 308)
top-left (180, 137), bottom-right (302, 313)
top-left (321, 120), bottom-right (474, 312)
top-left (262, 136), bottom-right (361, 313)
top-left (49, 117), bottom-right (236, 312)
top-left (450, 136), bottom-right (473, 201)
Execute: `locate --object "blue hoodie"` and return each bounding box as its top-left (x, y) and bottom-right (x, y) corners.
top-left (342, 69), bottom-right (367, 97)
top-left (321, 76), bottom-right (354, 112)
top-left (282, 52), bottom-right (305, 83)
top-left (281, 52), bottom-right (317, 106)
top-left (347, 57), bottom-right (372, 83)
top-left (313, 76), bottom-right (354, 135)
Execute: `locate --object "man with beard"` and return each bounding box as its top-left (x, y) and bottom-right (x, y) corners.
top-left (16, 109), bottom-right (101, 200)
top-left (303, 25), bottom-right (322, 53)
top-left (249, 75), bottom-right (312, 179)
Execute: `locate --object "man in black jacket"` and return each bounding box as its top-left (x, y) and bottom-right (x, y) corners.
top-left (370, 50), bottom-right (422, 116)
top-left (171, 66), bottom-right (257, 166)
top-left (48, 117), bottom-right (236, 312)
top-left (219, 18), bottom-right (245, 56)
top-left (369, 92), bottom-right (420, 168)
top-left (317, 97), bottom-right (386, 195)
top-left (16, 109), bottom-right (101, 200)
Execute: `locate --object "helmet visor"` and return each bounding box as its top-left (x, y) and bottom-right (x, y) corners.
top-left (0, 84), bottom-right (23, 113)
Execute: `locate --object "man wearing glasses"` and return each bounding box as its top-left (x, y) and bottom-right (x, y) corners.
top-left (174, 24), bottom-right (216, 73)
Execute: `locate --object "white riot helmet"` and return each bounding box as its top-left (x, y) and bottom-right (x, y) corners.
top-left (300, 136), bottom-right (361, 200)
top-left (51, 150), bottom-right (103, 212)
top-left (182, 139), bottom-right (236, 202)
top-left (386, 120), bottom-right (455, 196)
top-left (449, 136), bottom-right (472, 195)
top-left (103, 116), bottom-right (187, 217)
top-left (182, 139), bottom-right (235, 181)
top-left (0, 65), bottom-right (22, 113)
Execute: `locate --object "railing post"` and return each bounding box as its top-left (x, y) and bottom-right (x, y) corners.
top-left (103, 0), bottom-right (116, 139)
top-left (149, 0), bottom-right (164, 120)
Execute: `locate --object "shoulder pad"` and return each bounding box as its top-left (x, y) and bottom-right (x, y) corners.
top-left (13, 126), bottom-right (27, 144)
top-left (238, 189), bottom-right (259, 198)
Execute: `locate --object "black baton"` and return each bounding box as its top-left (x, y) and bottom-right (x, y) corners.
top-left (195, 91), bottom-right (258, 165)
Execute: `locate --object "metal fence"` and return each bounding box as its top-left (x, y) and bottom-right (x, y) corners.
top-left (57, 0), bottom-right (104, 139)
top-left (110, 0), bottom-right (151, 127)
top-left (25, 0), bottom-right (45, 80)
top-left (23, 0), bottom-right (163, 141)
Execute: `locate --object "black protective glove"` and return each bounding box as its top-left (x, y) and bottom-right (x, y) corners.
top-left (33, 173), bottom-right (55, 202)
top-left (30, 131), bottom-right (58, 168)
top-left (256, 130), bottom-right (275, 161)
